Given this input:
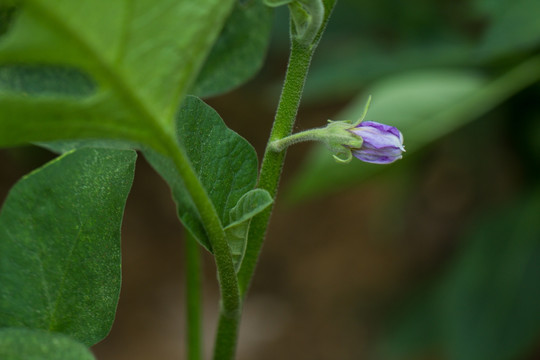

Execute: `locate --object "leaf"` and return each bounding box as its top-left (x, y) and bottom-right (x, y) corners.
top-left (224, 189), bottom-right (273, 271)
top-left (0, 0), bottom-right (235, 151)
top-left (37, 138), bottom-right (135, 155)
top-left (191, 0), bottom-right (273, 98)
top-left (285, 70), bottom-right (487, 202)
top-left (144, 96), bottom-right (259, 252)
top-left (0, 148), bottom-right (136, 346)
top-left (476, 0), bottom-right (540, 59)
top-left (0, 65), bottom-right (95, 96)
top-left (378, 189), bottom-right (540, 360)
top-left (0, 328), bottom-right (95, 360)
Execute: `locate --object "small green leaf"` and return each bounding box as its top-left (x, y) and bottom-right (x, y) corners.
top-left (0, 328), bottom-right (95, 360)
top-left (0, 148), bottom-right (136, 346)
top-left (227, 189), bottom-right (274, 228)
top-left (145, 96), bottom-right (259, 252)
top-left (191, 0), bottom-right (273, 98)
top-left (225, 189), bottom-right (273, 270)
top-left (0, 0), bottom-right (235, 151)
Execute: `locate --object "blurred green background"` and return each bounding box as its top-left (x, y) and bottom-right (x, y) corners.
top-left (1, 0), bottom-right (540, 359)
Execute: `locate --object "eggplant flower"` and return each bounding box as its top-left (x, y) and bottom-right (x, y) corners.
top-left (348, 121), bottom-right (405, 164)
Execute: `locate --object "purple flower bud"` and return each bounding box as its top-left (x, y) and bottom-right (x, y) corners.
top-left (349, 121), bottom-right (405, 164)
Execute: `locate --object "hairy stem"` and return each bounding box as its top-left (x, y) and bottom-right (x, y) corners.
top-left (237, 0), bottom-right (336, 294)
top-left (213, 304), bottom-right (241, 360)
top-left (185, 232), bottom-right (203, 360)
top-left (237, 40), bottom-right (314, 297)
top-left (238, 0), bottom-right (337, 298)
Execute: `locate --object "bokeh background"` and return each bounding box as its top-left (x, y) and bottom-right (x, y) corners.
top-left (1, 0), bottom-right (540, 359)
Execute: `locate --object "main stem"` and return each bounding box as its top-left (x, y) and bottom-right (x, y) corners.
top-left (185, 232), bottom-right (203, 360)
top-left (237, 40), bottom-right (316, 297)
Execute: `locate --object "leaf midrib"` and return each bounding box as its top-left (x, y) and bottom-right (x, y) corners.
top-left (27, 0), bottom-right (174, 147)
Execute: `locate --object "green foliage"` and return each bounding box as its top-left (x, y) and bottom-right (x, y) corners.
top-left (144, 96), bottom-right (260, 252)
top-left (0, 0), bottom-right (235, 151)
top-left (191, 0), bottom-right (273, 98)
top-left (476, 0), bottom-right (540, 59)
top-left (0, 2), bottom-right (279, 357)
top-left (0, 148), bottom-right (136, 346)
top-left (0, 328), bottom-right (95, 360)
top-left (3, 0), bottom-right (537, 358)
top-left (379, 189), bottom-right (540, 360)
top-left (225, 189), bottom-right (273, 271)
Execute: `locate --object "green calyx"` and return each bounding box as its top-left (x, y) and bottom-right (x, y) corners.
top-left (269, 96), bottom-right (373, 163)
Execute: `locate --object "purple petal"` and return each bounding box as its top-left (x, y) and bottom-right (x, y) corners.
top-left (350, 122), bottom-right (404, 149)
top-left (358, 121), bottom-right (401, 139)
top-left (352, 148), bottom-right (403, 164)
top-left (349, 121), bottom-right (405, 164)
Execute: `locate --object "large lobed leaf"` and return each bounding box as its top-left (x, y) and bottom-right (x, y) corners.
top-left (0, 148), bottom-right (136, 346)
top-left (0, 0), bottom-right (235, 151)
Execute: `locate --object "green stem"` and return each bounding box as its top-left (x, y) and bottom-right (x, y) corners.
top-left (237, 38), bottom-right (321, 297)
top-left (237, 0), bottom-right (338, 297)
top-left (162, 137), bottom-right (240, 360)
top-left (269, 127), bottom-right (327, 151)
top-left (185, 232), bottom-right (203, 360)
top-left (213, 305), bottom-right (241, 360)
